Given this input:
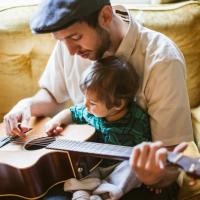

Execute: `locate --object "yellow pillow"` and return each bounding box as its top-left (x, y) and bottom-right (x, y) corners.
top-left (0, 4), bottom-right (55, 122)
top-left (178, 142), bottom-right (200, 200)
top-left (191, 105), bottom-right (200, 150)
top-left (151, 0), bottom-right (182, 3)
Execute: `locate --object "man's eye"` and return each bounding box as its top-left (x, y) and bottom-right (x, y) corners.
top-left (71, 35), bottom-right (82, 40)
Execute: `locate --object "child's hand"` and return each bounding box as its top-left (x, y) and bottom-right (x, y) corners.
top-left (45, 120), bottom-right (64, 136)
top-left (44, 109), bottom-right (71, 136)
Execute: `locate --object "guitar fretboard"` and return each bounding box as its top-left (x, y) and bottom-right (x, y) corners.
top-left (47, 139), bottom-right (133, 160)
top-left (45, 138), bottom-right (200, 179)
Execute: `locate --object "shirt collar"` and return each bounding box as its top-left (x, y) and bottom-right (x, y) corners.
top-left (114, 5), bottom-right (139, 61)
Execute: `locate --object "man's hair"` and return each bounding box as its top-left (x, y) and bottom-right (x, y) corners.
top-left (80, 9), bottom-right (100, 27)
top-left (79, 3), bottom-right (110, 27)
top-left (80, 56), bottom-right (139, 109)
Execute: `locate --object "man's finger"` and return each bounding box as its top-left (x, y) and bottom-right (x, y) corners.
top-left (130, 146), bottom-right (140, 170)
top-left (146, 141), bottom-right (163, 169)
top-left (174, 142), bottom-right (188, 153)
top-left (137, 142), bottom-right (150, 168)
top-left (155, 147), bottom-right (168, 170)
top-left (11, 128), bottom-right (25, 138)
top-left (9, 118), bottom-right (21, 135)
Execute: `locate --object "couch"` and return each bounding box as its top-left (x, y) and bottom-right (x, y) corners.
top-left (0, 0), bottom-right (200, 199)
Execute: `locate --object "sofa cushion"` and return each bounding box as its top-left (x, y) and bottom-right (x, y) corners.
top-left (130, 1), bottom-right (200, 108)
top-left (178, 141), bottom-right (200, 200)
top-left (151, 0), bottom-right (184, 3)
top-left (191, 105), bottom-right (200, 150)
top-left (0, 4), bottom-right (56, 121)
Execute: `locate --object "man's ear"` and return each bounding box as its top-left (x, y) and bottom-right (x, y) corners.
top-left (98, 5), bottom-right (113, 28)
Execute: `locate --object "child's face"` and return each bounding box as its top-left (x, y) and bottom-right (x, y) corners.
top-left (84, 90), bottom-right (112, 118)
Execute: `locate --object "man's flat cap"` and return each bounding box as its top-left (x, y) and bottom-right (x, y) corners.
top-left (30, 0), bottom-right (110, 34)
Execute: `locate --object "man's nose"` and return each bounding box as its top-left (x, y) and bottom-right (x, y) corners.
top-left (64, 40), bottom-right (80, 55)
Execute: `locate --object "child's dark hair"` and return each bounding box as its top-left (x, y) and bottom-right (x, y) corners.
top-left (80, 56), bottom-right (139, 109)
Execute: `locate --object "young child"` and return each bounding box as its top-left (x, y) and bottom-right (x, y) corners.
top-left (45, 56), bottom-right (151, 200)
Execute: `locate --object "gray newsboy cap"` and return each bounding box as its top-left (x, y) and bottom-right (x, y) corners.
top-left (30, 0), bottom-right (110, 34)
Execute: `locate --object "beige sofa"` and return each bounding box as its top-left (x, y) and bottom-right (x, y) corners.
top-left (0, 1), bottom-right (200, 199)
top-left (0, 2), bottom-right (56, 121)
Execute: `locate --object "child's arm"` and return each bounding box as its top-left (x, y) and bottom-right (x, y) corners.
top-left (45, 109), bottom-right (72, 136)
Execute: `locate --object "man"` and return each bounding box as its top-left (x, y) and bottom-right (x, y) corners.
top-left (4, 0), bottom-right (193, 199)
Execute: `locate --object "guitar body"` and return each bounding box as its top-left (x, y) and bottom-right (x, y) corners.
top-left (0, 117), bottom-right (98, 199)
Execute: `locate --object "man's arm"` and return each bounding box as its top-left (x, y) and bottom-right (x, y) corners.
top-left (31, 88), bottom-right (66, 117)
top-left (3, 88), bottom-right (66, 136)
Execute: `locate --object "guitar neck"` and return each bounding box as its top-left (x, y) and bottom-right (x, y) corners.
top-left (47, 139), bottom-right (132, 160)
top-left (47, 138), bottom-right (200, 179)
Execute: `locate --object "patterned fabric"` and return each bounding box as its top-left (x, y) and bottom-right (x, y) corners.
top-left (70, 103), bottom-right (151, 147)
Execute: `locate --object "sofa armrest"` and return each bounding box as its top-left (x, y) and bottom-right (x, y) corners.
top-left (192, 105), bottom-right (200, 150)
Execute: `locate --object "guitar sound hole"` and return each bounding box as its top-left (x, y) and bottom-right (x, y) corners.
top-left (24, 137), bottom-right (55, 151)
top-left (25, 144), bottom-right (42, 150)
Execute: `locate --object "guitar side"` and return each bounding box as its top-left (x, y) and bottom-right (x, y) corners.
top-left (0, 117), bottom-right (97, 200)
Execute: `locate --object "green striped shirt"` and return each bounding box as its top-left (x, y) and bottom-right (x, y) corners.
top-left (70, 103), bottom-right (151, 147)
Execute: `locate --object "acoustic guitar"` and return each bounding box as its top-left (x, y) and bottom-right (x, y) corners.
top-left (0, 117), bottom-right (200, 199)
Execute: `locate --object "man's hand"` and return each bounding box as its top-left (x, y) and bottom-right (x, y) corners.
top-left (129, 141), bottom-right (188, 187)
top-left (3, 98), bottom-right (32, 137)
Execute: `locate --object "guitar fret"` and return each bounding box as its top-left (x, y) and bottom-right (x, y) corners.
top-left (47, 139), bottom-right (132, 160)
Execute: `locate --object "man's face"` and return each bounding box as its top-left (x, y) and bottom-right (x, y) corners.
top-left (52, 22), bottom-right (111, 60)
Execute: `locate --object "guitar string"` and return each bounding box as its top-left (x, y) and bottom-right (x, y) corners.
top-left (1, 135), bottom-right (94, 148)
top-left (3, 137), bottom-right (107, 150)
top-left (15, 140), bottom-right (55, 147)
top-left (0, 137), bottom-right (55, 147)
top-left (4, 137), bottom-right (132, 156)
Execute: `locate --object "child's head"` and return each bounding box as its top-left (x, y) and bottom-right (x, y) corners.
top-left (80, 56), bottom-right (139, 119)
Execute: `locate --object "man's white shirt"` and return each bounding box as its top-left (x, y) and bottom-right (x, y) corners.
top-left (39, 5), bottom-right (193, 146)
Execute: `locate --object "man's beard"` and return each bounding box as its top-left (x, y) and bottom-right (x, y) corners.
top-left (95, 26), bottom-right (111, 60)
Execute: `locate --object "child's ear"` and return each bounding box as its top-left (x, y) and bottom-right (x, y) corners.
top-left (115, 99), bottom-right (126, 110)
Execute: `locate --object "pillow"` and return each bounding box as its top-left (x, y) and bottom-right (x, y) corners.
top-left (191, 105), bottom-right (200, 150)
top-left (178, 142), bottom-right (200, 200)
top-left (0, 4), bottom-right (55, 121)
top-left (0, 53), bottom-right (35, 121)
top-left (151, 0), bottom-right (181, 4)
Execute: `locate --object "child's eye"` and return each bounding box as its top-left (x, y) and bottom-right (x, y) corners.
top-left (90, 102), bottom-right (96, 106)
